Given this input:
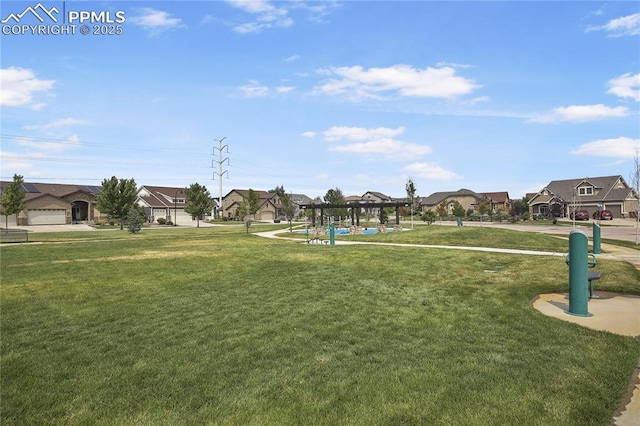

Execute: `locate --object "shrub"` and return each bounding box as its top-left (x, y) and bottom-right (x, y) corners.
top-left (469, 212), bottom-right (482, 221)
top-left (421, 209), bottom-right (437, 225)
top-left (157, 218), bottom-right (166, 225)
top-left (495, 209), bottom-right (509, 222)
top-left (165, 220), bottom-right (173, 226)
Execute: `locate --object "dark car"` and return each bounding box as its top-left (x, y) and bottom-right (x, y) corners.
top-left (593, 210), bottom-right (614, 220)
top-left (571, 210), bottom-right (590, 220)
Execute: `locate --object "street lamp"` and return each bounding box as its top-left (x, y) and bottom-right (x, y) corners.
top-left (174, 189), bottom-right (183, 226)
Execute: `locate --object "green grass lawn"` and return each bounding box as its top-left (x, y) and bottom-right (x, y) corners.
top-left (2, 226), bottom-right (639, 425)
top-left (284, 224), bottom-right (570, 252)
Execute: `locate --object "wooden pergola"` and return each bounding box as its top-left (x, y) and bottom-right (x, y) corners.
top-left (299, 201), bottom-right (410, 227)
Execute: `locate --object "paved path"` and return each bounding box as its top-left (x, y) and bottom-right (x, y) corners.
top-left (253, 227), bottom-right (640, 268)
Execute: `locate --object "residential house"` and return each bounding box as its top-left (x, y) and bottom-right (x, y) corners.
top-left (136, 185), bottom-right (195, 225)
top-left (0, 181), bottom-right (102, 226)
top-left (419, 189), bottom-right (484, 214)
top-left (290, 193), bottom-right (314, 219)
top-left (528, 175), bottom-right (638, 218)
top-left (360, 191), bottom-right (394, 218)
top-left (222, 189), bottom-right (282, 221)
top-left (479, 192), bottom-right (512, 213)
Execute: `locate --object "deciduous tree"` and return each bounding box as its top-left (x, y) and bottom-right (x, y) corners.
top-left (406, 178), bottom-right (417, 229)
top-left (279, 193), bottom-right (297, 231)
top-left (246, 189), bottom-right (260, 219)
top-left (323, 187), bottom-right (348, 220)
top-left (96, 176), bottom-right (137, 230)
top-left (1, 174), bottom-right (26, 229)
top-left (510, 197), bottom-right (529, 221)
top-left (185, 183), bottom-right (214, 228)
top-left (452, 201), bottom-right (465, 218)
top-left (478, 198), bottom-right (490, 226)
top-left (268, 185), bottom-right (285, 197)
top-left (436, 200), bottom-right (448, 223)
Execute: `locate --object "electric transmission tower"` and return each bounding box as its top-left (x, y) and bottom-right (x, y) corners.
top-left (212, 137), bottom-right (229, 219)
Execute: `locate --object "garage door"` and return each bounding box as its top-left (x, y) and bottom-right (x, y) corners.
top-left (174, 210), bottom-right (194, 225)
top-left (606, 205), bottom-right (622, 218)
top-left (28, 209), bottom-right (66, 225)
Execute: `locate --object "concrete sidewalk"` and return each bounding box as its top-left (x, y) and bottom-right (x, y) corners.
top-left (531, 293), bottom-right (640, 426)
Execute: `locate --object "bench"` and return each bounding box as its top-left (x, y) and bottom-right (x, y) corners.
top-left (0, 228), bottom-right (29, 243)
top-left (588, 272), bottom-right (601, 299)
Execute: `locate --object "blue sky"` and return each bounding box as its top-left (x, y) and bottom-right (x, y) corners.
top-left (1, 1), bottom-right (639, 201)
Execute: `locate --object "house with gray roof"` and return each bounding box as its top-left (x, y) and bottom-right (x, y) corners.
top-left (528, 175), bottom-right (638, 219)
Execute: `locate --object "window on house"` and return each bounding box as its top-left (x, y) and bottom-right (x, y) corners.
top-left (578, 187), bottom-right (593, 196)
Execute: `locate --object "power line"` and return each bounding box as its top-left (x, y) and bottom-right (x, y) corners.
top-left (0, 154), bottom-right (207, 168)
top-left (0, 133), bottom-right (204, 155)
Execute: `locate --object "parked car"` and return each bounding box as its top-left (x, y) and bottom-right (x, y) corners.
top-left (571, 210), bottom-right (590, 220)
top-left (593, 210), bottom-right (613, 220)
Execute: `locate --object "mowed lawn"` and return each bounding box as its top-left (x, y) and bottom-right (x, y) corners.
top-left (2, 225), bottom-right (639, 425)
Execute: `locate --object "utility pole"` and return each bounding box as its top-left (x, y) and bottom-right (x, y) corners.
top-left (212, 137), bottom-right (229, 219)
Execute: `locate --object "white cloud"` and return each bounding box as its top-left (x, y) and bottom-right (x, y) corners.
top-left (0, 67), bottom-right (54, 108)
top-left (607, 73), bottom-right (640, 102)
top-left (402, 162), bottom-right (462, 181)
top-left (24, 118), bottom-right (89, 130)
top-left (530, 104), bottom-right (629, 123)
top-left (587, 13), bottom-right (640, 37)
top-left (323, 125), bottom-right (405, 141)
top-left (46, 118), bottom-right (88, 128)
top-left (276, 86), bottom-right (295, 94)
top-left (131, 8), bottom-right (183, 34)
top-left (316, 125), bottom-right (431, 161)
top-left (226, 0), bottom-right (293, 34)
top-left (14, 134), bottom-right (81, 153)
top-left (301, 131), bottom-right (317, 138)
top-left (571, 137), bottom-right (640, 158)
top-left (290, 1), bottom-right (342, 24)
top-left (436, 62), bottom-right (473, 69)
top-left (328, 138), bottom-right (432, 160)
top-left (314, 64), bottom-right (480, 100)
top-left (238, 80), bottom-right (269, 97)
top-left (460, 96), bottom-right (490, 106)
top-left (284, 54), bottom-right (300, 62)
